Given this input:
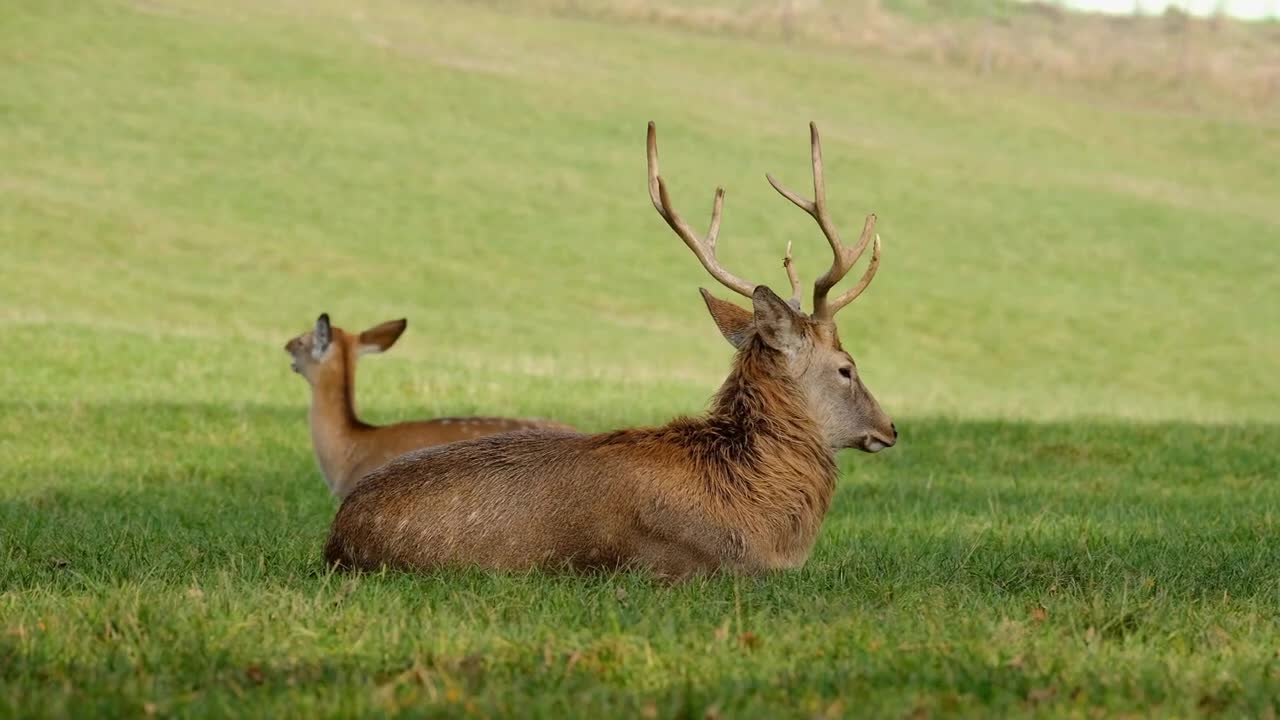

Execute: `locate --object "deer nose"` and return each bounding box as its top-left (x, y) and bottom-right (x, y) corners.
top-left (890, 422), bottom-right (897, 439)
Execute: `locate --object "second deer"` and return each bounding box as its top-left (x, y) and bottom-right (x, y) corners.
top-left (284, 314), bottom-right (575, 498)
top-left (325, 122), bottom-right (896, 579)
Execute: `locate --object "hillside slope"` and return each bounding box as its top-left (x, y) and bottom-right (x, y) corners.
top-left (2, 0), bottom-right (1276, 423)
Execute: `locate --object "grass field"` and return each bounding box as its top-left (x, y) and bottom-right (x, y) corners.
top-left (3, 0), bottom-right (1279, 716)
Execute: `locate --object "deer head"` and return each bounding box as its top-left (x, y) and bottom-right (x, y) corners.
top-left (283, 313), bottom-right (408, 384)
top-left (647, 122), bottom-right (896, 452)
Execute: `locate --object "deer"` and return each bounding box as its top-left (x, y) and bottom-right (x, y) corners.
top-left (284, 313), bottom-right (576, 499)
top-left (323, 122), bottom-right (897, 580)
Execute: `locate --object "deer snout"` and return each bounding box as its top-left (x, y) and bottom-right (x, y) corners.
top-left (859, 421), bottom-right (897, 453)
top-left (284, 339), bottom-right (303, 372)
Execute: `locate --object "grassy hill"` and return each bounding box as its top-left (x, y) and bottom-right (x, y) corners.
top-left (2, 0), bottom-right (1278, 716)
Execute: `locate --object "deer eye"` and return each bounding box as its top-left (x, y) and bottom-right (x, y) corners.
top-left (838, 366), bottom-right (853, 380)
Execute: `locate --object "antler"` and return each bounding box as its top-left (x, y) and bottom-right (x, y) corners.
top-left (647, 122), bottom-right (756, 300)
top-left (782, 242), bottom-right (802, 311)
top-left (765, 122), bottom-right (881, 321)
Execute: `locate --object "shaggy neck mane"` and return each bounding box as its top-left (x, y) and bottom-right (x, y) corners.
top-left (706, 339), bottom-right (819, 453)
top-left (619, 334), bottom-right (837, 508)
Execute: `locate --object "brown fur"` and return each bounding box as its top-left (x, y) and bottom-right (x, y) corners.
top-left (285, 314), bottom-right (575, 499)
top-left (324, 287), bottom-right (894, 580)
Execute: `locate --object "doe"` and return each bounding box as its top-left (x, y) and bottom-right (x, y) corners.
top-left (285, 314), bottom-right (574, 498)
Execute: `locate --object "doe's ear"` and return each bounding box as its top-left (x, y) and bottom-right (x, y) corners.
top-left (751, 286), bottom-right (806, 354)
top-left (699, 288), bottom-right (754, 349)
top-left (313, 313), bottom-right (333, 358)
top-left (358, 318), bottom-right (408, 355)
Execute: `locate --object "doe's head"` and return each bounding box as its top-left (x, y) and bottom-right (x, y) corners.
top-left (647, 121), bottom-right (896, 453)
top-left (283, 313), bottom-right (408, 384)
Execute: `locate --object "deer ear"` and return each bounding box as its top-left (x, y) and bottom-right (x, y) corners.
top-left (313, 313), bottom-right (332, 358)
top-left (699, 288), bottom-right (754, 349)
top-left (751, 286), bottom-right (805, 354)
top-left (358, 318), bottom-right (407, 355)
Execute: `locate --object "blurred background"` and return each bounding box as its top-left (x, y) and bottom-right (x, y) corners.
top-left (3, 0), bottom-right (1277, 432)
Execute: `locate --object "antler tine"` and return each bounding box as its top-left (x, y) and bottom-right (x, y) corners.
top-left (825, 232), bottom-right (881, 316)
top-left (765, 122), bottom-right (878, 320)
top-left (647, 122), bottom-right (756, 300)
top-left (782, 241), bottom-right (802, 311)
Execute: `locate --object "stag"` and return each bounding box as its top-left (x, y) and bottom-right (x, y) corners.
top-left (324, 122), bottom-right (896, 579)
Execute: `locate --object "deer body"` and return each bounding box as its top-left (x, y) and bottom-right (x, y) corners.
top-left (286, 315), bottom-right (574, 499)
top-left (326, 330), bottom-right (838, 577)
top-left (325, 122), bottom-right (897, 579)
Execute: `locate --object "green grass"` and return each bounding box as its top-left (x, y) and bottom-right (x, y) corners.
top-left (2, 0), bottom-right (1278, 716)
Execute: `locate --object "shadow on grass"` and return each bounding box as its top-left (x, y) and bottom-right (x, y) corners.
top-left (1, 401), bottom-right (1277, 601)
top-left (2, 400), bottom-right (1278, 717)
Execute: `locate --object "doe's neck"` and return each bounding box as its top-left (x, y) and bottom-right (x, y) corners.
top-left (305, 347), bottom-right (369, 491)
